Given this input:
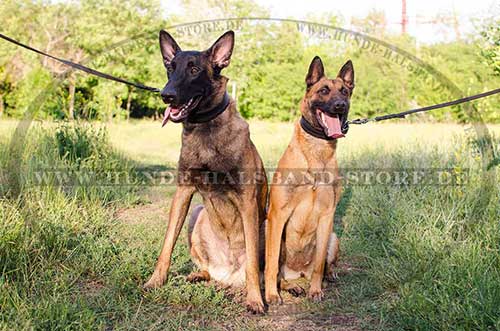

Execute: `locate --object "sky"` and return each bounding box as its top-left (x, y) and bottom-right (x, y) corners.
top-left (161, 0), bottom-right (499, 44)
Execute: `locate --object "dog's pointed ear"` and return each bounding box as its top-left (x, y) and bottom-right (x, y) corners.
top-left (337, 60), bottom-right (354, 90)
top-left (207, 30), bottom-right (234, 70)
top-left (159, 30), bottom-right (181, 66)
top-left (306, 56), bottom-right (325, 88)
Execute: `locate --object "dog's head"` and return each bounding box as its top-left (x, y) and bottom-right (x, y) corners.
top-left (159, 30), bottom-right (234, 124)
top-left (301, 56), bottom-right (354, 139)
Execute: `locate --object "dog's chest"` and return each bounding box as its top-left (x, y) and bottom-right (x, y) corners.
top-left (179, 129), bottom-right (245, 172)
top-left (285, 142), bottom-right (340, 234)
top-left (283, 185), bottom-right (337, 270)
top-left (289, 184), bottom-right (336, 227)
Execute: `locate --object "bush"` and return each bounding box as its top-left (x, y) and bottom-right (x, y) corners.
top-left (54, 123), bottom-right (109, 166)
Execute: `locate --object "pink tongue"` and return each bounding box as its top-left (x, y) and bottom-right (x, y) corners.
top-left (162, 106), bottom-right (173, 127)
top-left (321, 112), bottom-right (344, 139)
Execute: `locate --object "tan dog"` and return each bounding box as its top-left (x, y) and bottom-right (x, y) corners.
top-left (265, 56), bottom-right (354, 303)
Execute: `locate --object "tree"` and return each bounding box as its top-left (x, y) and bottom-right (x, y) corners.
top-left (351, 9), bottom-right (388, 36)
top-left (478, 17), bottom-right (500, 76)
top-left (0, 0), bottom-right (166, 120)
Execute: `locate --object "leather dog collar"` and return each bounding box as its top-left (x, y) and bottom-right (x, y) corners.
top-left (300, 116), bottom-right (350, 140)
top-left (300, 116), bottom-right (335, 140)
top-left (187, 92), bottom-right (230, 123)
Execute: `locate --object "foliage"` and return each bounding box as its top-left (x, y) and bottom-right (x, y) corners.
top-left (478, 16), bottom-right (500, 76)
top-left (54, 123), bottom-right (109, 166)
top-left (0, 0), bottom-right (498, 123)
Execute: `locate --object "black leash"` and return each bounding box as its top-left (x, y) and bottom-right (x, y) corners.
top-left (348, 88), bottom-right (500, 125)
top-left (0, 33), bottom-right (160, 93)
top-left (187, 92), bottom-right (230, 123)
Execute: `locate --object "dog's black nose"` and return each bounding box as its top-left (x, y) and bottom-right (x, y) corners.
top-left (160, 87), bottom-right (176, 104)
top-left (334, 100), bottom-right (347, 111)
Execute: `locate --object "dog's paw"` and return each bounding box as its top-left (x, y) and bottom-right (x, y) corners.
top-left (186, 271), bottom-right (210, 283)
top-left (307, 288), bottom-right (324, 302)
top-left (325, 270), bottom-right (339, 283)
top-left (265, 292), bottom-right (283, 305)
top-left (143, 274), bottom-right (166, 289)
top-left (246, 298), bottom-right (265, 314)
top-left (286, 285), bottom-right (306, 297)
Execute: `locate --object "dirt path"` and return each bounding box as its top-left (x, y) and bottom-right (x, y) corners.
top-left (116, 187), bottom-right (374, 331)
top-left (256, 291), bottom-right (362, 331)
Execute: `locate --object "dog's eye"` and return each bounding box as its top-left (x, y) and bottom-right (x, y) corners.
top-left (341, 87), bottom-right (349, 96)
top-left (190, 67), bottom-right (201, 75)
top-left (166, 64), bottom-right (174, 74)
top-left (319, 88), bottom-right (329, 95)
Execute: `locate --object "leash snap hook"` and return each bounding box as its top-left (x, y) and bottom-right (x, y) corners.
top-left (348, 118), bottom-right (370, 125)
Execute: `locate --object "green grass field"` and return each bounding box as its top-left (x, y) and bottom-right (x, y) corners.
top-left (1, 119), bottom-right (499, 330)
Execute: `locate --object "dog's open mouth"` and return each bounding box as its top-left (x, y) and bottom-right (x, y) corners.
top-left (316, 109), bottom-right (345, 139)
top-left (162, 96), bottom-right (202, 126)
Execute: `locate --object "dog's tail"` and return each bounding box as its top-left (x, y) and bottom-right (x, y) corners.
top-left (187, 204), bottom-right (204, 249)
top-left (327, 232), bottom-right (340, 266)
top-left (325, 232), bottom-right (340, 282)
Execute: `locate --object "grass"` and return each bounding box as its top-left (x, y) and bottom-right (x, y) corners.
top-left (0, 119), bottom-right (499, 330)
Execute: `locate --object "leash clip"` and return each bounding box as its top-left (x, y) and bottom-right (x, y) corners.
top-left (348, 118), bottom-right (370, 125)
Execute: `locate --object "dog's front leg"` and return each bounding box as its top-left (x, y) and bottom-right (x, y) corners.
top-left (144, 185), bottom-right (195, 289)
top-left (264, 205), bottom-right (291, 305)
top-left (240, 199), bottom-right (265, 314)
top-left (308, 211), bottom-right (336, 301)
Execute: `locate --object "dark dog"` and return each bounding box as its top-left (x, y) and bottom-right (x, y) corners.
top-left (143, 30), bottom-right (268, 314)
top-left (264, 56), bottom-right (354, 304)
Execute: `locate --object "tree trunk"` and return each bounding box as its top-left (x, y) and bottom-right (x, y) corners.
top-left (68, 73), bottom-right (76, 120)
top-left (0, 92), bottom-right (4, 117)
top-left (126, 87), bottom-right (132, 120)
